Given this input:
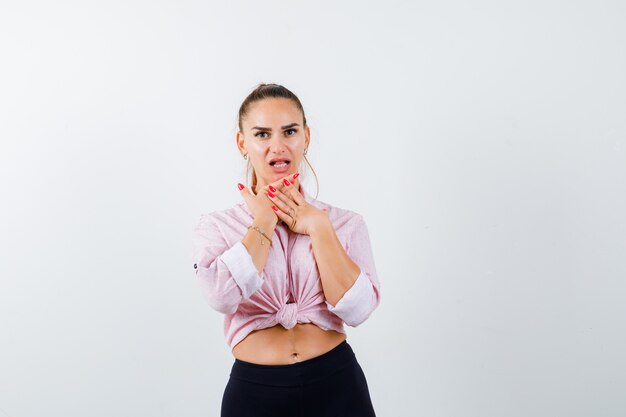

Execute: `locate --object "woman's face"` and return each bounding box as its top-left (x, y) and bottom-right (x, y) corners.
top-left (237, 98), bottom-right (310, 193)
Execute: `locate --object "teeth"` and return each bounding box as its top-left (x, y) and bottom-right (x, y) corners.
top-left (273, 162), bottom-right (288, 168)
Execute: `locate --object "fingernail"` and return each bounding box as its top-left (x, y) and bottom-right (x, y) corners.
top-left (267, 191), bottom-right (275, 198)
top-left (283, 179), bottom-right (291, 186)
top-left (272, 205), bottom-right (278, 211)
top-left (269, 185), bottom-right (276, 192)
top-left (237, 183), bottom-right (244, 190)
top-left (292, 173), bottom-right (299, 180)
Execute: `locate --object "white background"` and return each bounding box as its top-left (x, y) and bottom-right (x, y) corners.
top-left (1, 1), bottom-right (625, 416)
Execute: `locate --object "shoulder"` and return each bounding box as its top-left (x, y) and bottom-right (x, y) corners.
top-left (194, 202), bottom-right (251, 230)
top-left (312, 198), bottom-right (365, 231)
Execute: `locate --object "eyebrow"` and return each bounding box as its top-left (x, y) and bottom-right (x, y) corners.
top-left (251, 123), bottom-right (300, 131)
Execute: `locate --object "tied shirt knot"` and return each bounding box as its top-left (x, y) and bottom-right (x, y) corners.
top-left (276, 302), bottom-right (298, 329)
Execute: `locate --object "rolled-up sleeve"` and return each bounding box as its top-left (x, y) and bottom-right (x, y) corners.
top-left (326, 214), bottom-right (381, 326)
top-left (192, 214), bottom-right (264, 314)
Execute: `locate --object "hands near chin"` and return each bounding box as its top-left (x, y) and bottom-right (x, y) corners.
top-left (265, 173), bottom-right (329, 236)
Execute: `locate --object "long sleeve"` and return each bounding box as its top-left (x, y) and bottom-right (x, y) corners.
top-left (192, 214), bottom-right (265, 314)
top-left (325, 214), bottom-right (381, 327)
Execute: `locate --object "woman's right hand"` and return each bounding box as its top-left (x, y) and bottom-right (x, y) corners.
top-left (237, 175), bottom-right (297, 222)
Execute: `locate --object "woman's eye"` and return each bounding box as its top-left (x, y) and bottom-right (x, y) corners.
top-left (255, 129), bottom-right (296, 139)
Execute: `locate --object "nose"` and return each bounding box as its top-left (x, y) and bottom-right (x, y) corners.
top-left (268, 134), bottom-right (288, 153)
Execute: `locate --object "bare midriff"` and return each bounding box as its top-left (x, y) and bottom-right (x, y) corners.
top-left (231, 323), bottom-right (347, 365)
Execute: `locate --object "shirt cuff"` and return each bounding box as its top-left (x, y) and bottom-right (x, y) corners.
top-left (219, 241), bottom-right (264, 299)
top-left (325, 270), bottom-right (374, 326)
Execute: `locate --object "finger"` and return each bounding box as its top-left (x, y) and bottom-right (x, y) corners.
top-left (268, 185), bottom-right (295, 208)
top-left (270, 177), bottom-right (287, 190)
top-left (267, 183), bottom-right (278, 193)
top-left (266, 189), bottom-right (296, 215)
top-left (237, 182), bottom-right (251, 200)
top-left (282, 178), bottom-right (305, 205)
top-left (267, 183), bottom-right (288, 203)
top-left (271, 173), bottom-right (298, 190)
top-left (278, 178), bottom-right (305, 205)
top-left (268, 179), bottom-right (295, 205)
top-left (271, 203), bottom-right (291, 223)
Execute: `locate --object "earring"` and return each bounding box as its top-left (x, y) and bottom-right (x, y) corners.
top-left (243, 153), bottom-right (248, 160)
top-left (303, 148), bottom-right (308, 156)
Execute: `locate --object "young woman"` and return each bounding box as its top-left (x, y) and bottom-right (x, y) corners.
top-left (192, 83), bottom-right (381, 417)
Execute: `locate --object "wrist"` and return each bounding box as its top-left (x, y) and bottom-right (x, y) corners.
top-left (254, 214), bottom-right (278, 229)
top-left (308, 216), bottom-right (333, 238)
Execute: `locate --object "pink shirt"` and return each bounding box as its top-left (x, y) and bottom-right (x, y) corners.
top-left (191, 186), bottom-right (381, 349)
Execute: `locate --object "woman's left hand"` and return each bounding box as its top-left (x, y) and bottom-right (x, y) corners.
top-left (265, 178), bottom-right (328, 235)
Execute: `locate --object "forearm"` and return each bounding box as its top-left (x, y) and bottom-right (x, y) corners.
top-left (309, 218), bottom-right (361, 306)
top-left (242, 215), bottom-right (278, 274)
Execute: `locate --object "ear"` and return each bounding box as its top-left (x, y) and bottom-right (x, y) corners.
top-left (305, 125), bottom-right (311, 149)
top-left (236, 131), bottom-right (246, 155)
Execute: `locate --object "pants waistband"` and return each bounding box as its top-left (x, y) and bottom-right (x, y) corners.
top-left (229, 340), bottom-right (356, 387)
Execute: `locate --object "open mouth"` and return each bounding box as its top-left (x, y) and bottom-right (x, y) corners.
top-left (269, 160), bottom-right (291, 168)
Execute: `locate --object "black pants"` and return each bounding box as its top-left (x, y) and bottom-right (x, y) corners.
top-left (221, 340), bottom-right (377, 417)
